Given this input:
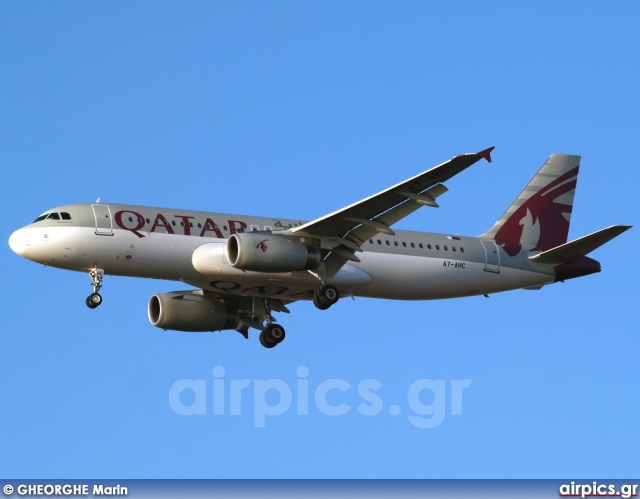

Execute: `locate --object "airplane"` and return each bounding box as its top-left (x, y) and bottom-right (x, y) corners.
top-left (8, 147), bottom-right (631, 348)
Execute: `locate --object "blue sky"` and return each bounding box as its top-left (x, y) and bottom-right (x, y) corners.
top-left (1, 1), bottom-right (638, 479)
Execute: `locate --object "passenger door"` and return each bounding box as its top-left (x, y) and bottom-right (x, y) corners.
top-left (480, 239), bottom-right (500, 273)
top-left (92, 204), bottom-right (113, 235)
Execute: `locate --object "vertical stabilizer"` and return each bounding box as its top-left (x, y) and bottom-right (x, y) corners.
top-left (479, 154), bottom-right (581, 257)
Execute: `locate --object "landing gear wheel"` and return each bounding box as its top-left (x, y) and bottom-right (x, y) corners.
top-left (86, 293), bottom-right (102, 309)
top-left (87, 268), bottom-right (105, 309)
top-left (259, 330), bottom-right (277, 348)
top-left (313, 293), bottom-right (331, 310)
top-left (264, 324), bottom-right (286, 345)
top-left (315, 285), bottom-right (340, 308)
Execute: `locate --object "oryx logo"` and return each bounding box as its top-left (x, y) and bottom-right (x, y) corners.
top-left (256, 239), bottom-right (269, 252)
top-left (495, 166), bottom-right (579, 257)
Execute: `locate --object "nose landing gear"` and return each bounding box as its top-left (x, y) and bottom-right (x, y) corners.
top-left (86, 293), bottom-right (102, 309)
top-left (86, 268), bottom-right (104, 309)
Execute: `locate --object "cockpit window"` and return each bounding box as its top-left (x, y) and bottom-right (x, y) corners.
top-left (32, 212), bottom-right (72, 223)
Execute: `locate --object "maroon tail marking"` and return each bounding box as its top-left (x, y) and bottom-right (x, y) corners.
top-left (495, 166), bottom-right (579, 257)
top-left (554, 256), bottom-right (601, 281)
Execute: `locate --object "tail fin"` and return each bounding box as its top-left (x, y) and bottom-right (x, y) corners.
top-left (479, 154), bottom-right (581, 257)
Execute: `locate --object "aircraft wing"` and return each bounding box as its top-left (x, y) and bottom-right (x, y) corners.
top-left (290, 147), bottom-right (495, 276)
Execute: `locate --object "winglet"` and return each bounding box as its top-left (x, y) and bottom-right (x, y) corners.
top-left (477, 146), bottom-right (495, 163)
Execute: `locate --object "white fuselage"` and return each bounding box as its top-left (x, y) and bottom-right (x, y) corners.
top-left (8, 203), bottom-right (555, 302)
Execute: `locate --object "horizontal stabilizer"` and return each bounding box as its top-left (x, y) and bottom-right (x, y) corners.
top-left (529, 225), bottom-right (631, 266)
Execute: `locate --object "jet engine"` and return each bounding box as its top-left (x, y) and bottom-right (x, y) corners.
top-left (148, 293), bottom-right (240, 332)
top-left (226, 232), bottom-right (322, 272)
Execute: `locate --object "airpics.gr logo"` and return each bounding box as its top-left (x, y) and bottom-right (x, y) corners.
top-left (559, 481), bottom-right (638, 498)
top-left (168, 366), bottom-right (471, 428)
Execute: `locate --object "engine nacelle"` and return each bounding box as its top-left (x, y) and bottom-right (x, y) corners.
top-left (148, 293), bottom-right (240, 332)
top-left (192, 242), bottom-right (226, 276)
top-left (226, 232), bottom-right (322, 272)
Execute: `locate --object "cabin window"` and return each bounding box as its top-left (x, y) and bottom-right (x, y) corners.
top-left (410, 242), bottom-right (415, 248)
top-left (60, 212), bottom-right (71, 220)
top-left (436, 245), bottom-right (440, 250)
top-left (223, 225), bottom-right (228, 231)
top-left (377, 239), bottom-right (382, 245)
top-left (190, 222), bottom-right (193, 228)
top-left (33, 214), bottom-right (49, 223)
top-left (128, 217), bottom-right (133, 223)
top-left (197, 223), bottom-right (202, 229)
top-left (460, 247), bottom-right (465, 253)
top-left (171, 221), bottom-right (176, 226)
top-left (452, 246), bottom-right (456, 252)
top-left (206, 223), bottom-right (212, 229)
top-left (146, 218), bottom-right (150, 224)
top-left (369, 239), bottom-right (373, 244)
top-left (419, 243), bottom-right (423, 249)
top-left (394, 241), bottom-right (398, 246)
top-left (444, 245), bottom-right (448, 251)
top-left (137, 217), bottom-right (142, 223)
top-left (427, 244), bottom-right (432, 250)
top-left (250, 225), bottom-right (259, 232)
top-left (386, 240), bottom-right (390, 245)
top-left (402, 242), bottom-right (406, 247)
top-left (180, 221), bottom-right (184, 227)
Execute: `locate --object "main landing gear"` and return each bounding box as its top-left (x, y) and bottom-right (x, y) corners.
top-left (86, 268), bottom-right (104, 309)
top-left (255, 283), bottom-right (335, 349)
top-left (313, 284), bottom-right (340, 310)
top-left (253, 297), bottom-right (287, 349)
top-left (259, 323), bottom-right (286, 349)
top-left (255, 282), bottom-right (337, 349)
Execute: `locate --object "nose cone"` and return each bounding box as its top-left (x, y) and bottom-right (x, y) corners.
top-left (8, 229), bottom-right (31, 258)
